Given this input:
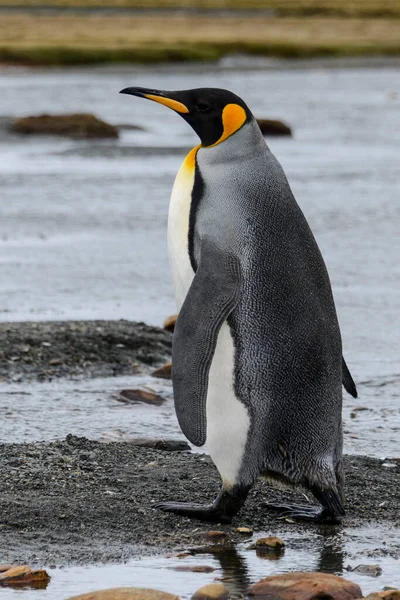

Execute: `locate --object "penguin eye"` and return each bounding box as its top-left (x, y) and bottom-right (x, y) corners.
top-left (196, 101), bottom-right (212, 113)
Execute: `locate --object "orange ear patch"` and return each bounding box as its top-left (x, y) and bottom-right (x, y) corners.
top-left (144, 94), bottom-right (189, 114)
top-left (183, 144), bottom-right (201, 171)
top-left (209, 103), bottom-right (247, 147)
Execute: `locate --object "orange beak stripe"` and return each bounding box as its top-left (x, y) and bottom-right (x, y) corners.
top-left (144, 94), bottom-right (189, 114)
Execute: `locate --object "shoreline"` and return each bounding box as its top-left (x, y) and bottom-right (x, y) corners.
top-left (0, 320), bottom-right (399, 567)
top-left (0, 320), bottom-right (171, 383)
top-left (1, 13), bottom-right (400, 66)
top-left (0, 438), bottom-right (398, 566)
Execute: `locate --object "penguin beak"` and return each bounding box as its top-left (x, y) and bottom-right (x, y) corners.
top-left (119, 86), bottom-right (189, 114)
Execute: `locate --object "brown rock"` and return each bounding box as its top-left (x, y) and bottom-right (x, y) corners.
top-left (256, 536), bottom-right (285, 549)
top-left (192, 583), bottom-right (230, 600)
top-left (236, 527), bottom-right (253, 535)
top-left (0, 565), bottom-right (13, 573)
top-left (11, 114), bottom-right (118, 139)
top-left (151, 362), bottom-right (172, 379)
top-left (117, 389), bottom-right (166, 406)
top-left (163, 314), bottom-right (178, 332)
top-left (248, 536), bottom-right (285, 557)
top-left (169, 565), bottom-right (215, 573)
top-left (0, 565), bottom-right (50, 588)
top-left (364, 591), bottom-right (400, 600)
top-left (197, 530), bottom-right (227, 543)
top-left (256, 118), bottom-right (292, 137)
top-left (247, 572), bottom-right (362, 600)
top-left (67, 588), bottom-right (180, 600)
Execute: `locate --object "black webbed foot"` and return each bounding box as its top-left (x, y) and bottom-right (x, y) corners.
top-left (154, 501), bottom-right (233, 523)
top-left (266, 502), bottom-right (342, 524)
top-left (154, 486), bottom-right (249, 523)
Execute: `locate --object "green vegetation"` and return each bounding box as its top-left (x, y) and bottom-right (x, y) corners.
top-left (1, 9), bottom-right (399, 66)
top-left (1, 0), bottom-right (400, 18)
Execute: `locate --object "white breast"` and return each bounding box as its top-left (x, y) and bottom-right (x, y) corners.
top-left (168, 148), bottom-right (250, 489)
top-left (167, 153), bottom-right (196, 309)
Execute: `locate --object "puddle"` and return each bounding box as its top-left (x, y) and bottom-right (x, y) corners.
top-left (0, 373), bottom-right (398, 459)
top-left (1, 526), bottom-right (399, 599)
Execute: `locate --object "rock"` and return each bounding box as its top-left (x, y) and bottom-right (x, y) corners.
top-left (192, 583), bottom-right (230, 600)
top-left (0, 565), bottom-right (13, 573)
top-left (169, 565), bottom-right (215, 573)
top-left (116, 389), bottom-right (166, 406)
top-left (125, 438), bottom-right (190, 452)
top-left (11, 114), bottom-right (119, 139)
top-left (364, 592), bottom-right (400, 600)
top-left (247, 572), bottom-right (362, 600)
top-left (350, 564), bottom-right (382, 577)
top-left (67, 589), bottom-right (179, 600)
top-left (115, 123), bottom-right (144, 131)
top-left (256, 118), bottom-right (292, 137)
top-left (0, 565), bottom-right (50, 588)
top-left (163, 314), bottom-right (178, 332)
top-left (151, 362), bottom-right (172, 379)
top-left (197, 530), bottom-right (227, 543)
top-left (254, 536), bottom-right (285, 548)
top-left (248, 536), bottom-right (285, 559)
top-left (236, 527), bottom-right (253, 534)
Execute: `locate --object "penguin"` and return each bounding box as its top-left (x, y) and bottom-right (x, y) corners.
top-left (120, 86), bottom-right (357, 523)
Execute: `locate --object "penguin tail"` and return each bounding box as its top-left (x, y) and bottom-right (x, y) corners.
top-left (311, 485), bottom-right (345, 517)
top-left (342, 357), bottom-right (357, 398)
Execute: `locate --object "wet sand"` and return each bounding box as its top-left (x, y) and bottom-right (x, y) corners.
top-left (0, 321), bottom-right (399, 569)
top-left (0, 320), bottom-right (171, 382)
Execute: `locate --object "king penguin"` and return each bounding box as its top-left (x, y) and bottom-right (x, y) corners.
top-left (120, 86), bottom-right (357, 523)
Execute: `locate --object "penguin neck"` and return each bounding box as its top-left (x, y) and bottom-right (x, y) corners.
top-left (197, 119), bottom-right (266, 166)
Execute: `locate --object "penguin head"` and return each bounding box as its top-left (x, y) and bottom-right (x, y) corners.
top-left (120, 86), bottom-right (253, 147)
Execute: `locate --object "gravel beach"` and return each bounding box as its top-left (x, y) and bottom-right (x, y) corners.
top-left (0, 321), bottom-right (398, 568)
top-left (0, 321), bottom-right (172, 382)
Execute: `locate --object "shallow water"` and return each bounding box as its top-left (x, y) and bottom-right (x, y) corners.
top-left (0, 373), bottom-right (398, 458)
top-left (1, 525), bottom-right (399, 599)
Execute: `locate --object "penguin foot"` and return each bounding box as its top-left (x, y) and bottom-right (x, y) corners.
top-left (266, 503), bottom-right (342, 524)
top-left (154, 501), bottom-right (233, 523)
top-left (155, 486), bottom-right (249, 523)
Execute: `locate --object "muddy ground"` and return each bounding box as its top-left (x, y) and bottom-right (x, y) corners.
top-left (0, 321), bottom-right (398, 567)
top-left (0, 320), bottom-right (172, 382)
top-left (0, 437), bottom-right (398, 566)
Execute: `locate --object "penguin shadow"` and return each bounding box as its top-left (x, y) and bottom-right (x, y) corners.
top-left (189, 528), bottom-right (345, 597)
top-left (190, 544), bottom-right (250, 598)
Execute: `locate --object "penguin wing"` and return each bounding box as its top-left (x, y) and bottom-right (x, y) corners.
top-left (172, 241), bottom-right (242, 446)
top-left (342, 356), bottom-right (357, 398)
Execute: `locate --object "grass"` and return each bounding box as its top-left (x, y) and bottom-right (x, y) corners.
top-left (1, 12), bottom-right (400, 65)
top-left (0, 0), bottom-right (400, 18)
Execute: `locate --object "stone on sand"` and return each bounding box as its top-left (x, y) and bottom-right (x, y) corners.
top-left (247, 572), bottom-right (362, 600)
top-left (67, 588), bottom-right (180, 600)
top-left (11, 114), bottom-right (118, 139)
top-left (191, 583), bottom-right (230, 600)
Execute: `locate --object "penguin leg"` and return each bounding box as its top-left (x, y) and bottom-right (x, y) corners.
top-left (154, 485), bottom-right (249, 523)
top-left (266, 487), bottom-right (345, 524)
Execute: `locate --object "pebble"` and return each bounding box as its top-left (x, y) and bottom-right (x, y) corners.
top-left (349, 564), bottom-right (383, 577)
top-left (191, 583), bottom-right (230, 600)
top-left (151, 362), bottom-right (172, 380)
top-left (67, 589), bottom-right (180, 600)
top-left (116, 389), bottom-right (166, 406)
top-left (247, 571), bottom-right (362, 600)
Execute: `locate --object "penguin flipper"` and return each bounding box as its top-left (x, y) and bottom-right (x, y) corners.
top-left (342, 357), bottom-right (357, 398)
top-left (172, 241), bottom-right (241, 447)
